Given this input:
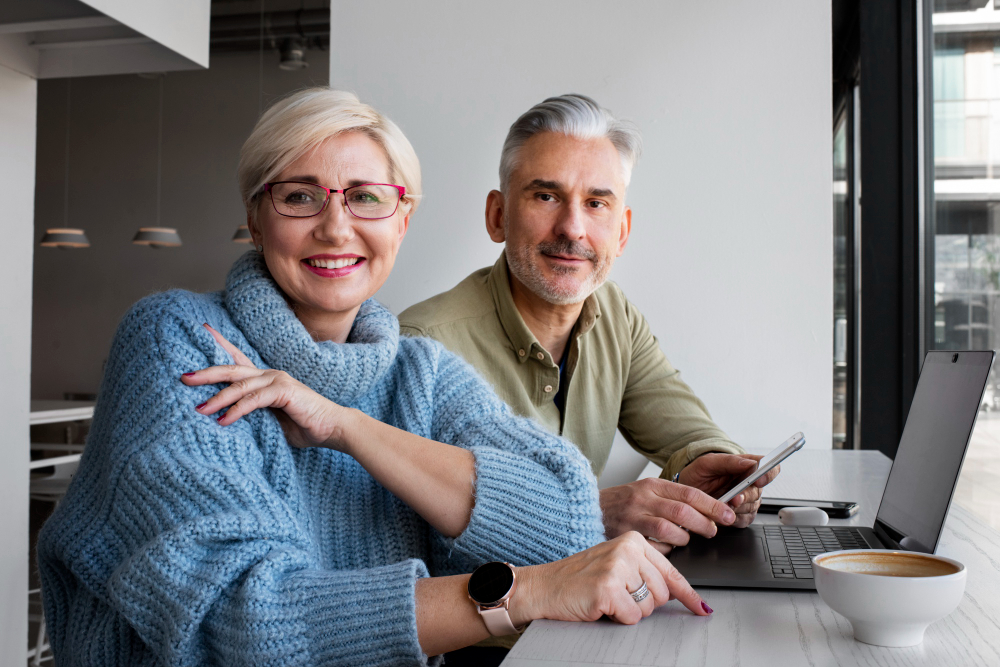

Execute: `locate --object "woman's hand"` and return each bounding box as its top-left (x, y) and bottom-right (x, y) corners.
top-left (512, 532), bottom-right (712, 627)
top-left (184, 324), bottom-right (477, 537)
top-left (181, 324), bottom-right (348, 450)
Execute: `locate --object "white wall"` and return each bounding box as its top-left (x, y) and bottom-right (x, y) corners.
top-left (331, 1), bottom-right (833, 479)
top-left (0, 58), bottom-right (36, 666)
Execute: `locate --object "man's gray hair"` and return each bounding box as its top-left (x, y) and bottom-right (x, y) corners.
top-left (499, 94), bottom-right (642, 193)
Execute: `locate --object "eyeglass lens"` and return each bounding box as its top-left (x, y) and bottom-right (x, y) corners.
top-left (269, 182), bottom-right (401, 219)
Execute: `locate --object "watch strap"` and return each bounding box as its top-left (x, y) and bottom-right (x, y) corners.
top-left (479, 604), bottom-right (520, 636)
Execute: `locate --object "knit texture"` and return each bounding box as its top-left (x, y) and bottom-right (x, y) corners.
top-left (38, 251), bottom-right (604, 667)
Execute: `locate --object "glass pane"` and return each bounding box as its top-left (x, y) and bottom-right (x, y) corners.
top-left (833, 115), bottom-right (848, 448)
top-left (930, 1), bottom-right (1000, 531)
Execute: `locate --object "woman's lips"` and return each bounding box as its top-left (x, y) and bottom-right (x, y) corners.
top-left (302, 257), bottom-right (366, 277)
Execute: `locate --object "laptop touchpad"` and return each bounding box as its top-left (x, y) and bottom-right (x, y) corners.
top-left (678, 528), bottom-right (767, 562)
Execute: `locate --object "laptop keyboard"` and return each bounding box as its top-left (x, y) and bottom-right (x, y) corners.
top-left (763, 526), bottom-right (871, 579)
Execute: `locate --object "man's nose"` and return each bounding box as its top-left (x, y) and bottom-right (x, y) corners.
top-left (314, 195), bottom-right (355, 245)
top-left (553, 203), bottom-right (587, 240)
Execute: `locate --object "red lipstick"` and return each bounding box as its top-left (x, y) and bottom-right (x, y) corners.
top-left (302, 254), bottom-right (366, 278)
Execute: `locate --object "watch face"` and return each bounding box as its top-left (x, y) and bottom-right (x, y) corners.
top-left (468, 562), bottom-right (514, 605)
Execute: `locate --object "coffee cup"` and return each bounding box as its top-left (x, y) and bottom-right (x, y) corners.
top-left (812, 549), bottom-right (966, 647)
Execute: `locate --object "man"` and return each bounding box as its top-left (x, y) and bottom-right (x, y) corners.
top-left (400, 94), bottom-right (779, 552)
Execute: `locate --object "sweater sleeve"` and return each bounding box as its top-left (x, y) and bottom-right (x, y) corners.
top-left (422, 343), bottom-right (605, 570)
top-left (38, 293), bottom-right (433, 667)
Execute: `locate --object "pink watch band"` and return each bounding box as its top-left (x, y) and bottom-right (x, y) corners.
top-left (469, 562), bottom-right (525, 636)
top-left (479, 604), bottom-right (520, 636)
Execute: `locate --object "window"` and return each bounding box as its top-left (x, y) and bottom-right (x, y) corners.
top-left (929, 0), bottom-right (1000, 530)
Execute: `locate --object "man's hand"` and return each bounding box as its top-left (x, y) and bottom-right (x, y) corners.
top-left (677, 453), bottom-right (781, 528)
top-left (600, 479), bottom-right (737, 555)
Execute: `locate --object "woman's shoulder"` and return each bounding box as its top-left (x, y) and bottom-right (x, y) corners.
top-left (393, 334), bottom-right (505, 407)
top-left (126, 288), bottom-right (224, 323)
top-left (395, 334), bottom-right (475, 377)
top-left (113, 289), bottom-right (230, 360)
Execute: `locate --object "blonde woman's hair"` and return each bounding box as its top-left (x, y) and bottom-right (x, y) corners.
top-left (238, 88), bottom-right (422, 219)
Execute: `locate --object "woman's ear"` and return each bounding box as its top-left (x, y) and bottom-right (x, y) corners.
top-left (397, 204), bottom-right (411, 244)
top-left (247, 212), bottom-right (262, 249)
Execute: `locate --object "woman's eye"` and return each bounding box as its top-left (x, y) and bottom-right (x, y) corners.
top-left (350, 191), bottom-right (380, 204)
top-left (285, 191), bottom-right (316, 204)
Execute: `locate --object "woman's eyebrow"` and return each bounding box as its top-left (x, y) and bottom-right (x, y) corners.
top-left (282, 174), bottom-right (322, 184)
top-left (280, 176), bottom-right (383, 188)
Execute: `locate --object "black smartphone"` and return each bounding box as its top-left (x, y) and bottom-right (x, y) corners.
top-left (758, 497), bottom-right (859, 518)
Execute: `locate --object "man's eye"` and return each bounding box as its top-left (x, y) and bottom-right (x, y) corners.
top-left (588, 200), bottom-right (607, 209)
top-left (537, 193), bottom-right (556, 202)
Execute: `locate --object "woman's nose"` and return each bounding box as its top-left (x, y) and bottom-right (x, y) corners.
top-left (314, 196), bottom-right (355, 245)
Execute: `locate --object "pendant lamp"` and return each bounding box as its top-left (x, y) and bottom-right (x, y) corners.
top-left (42, 80), bottom-right (90, 249)
top-left (133, 227), bottom-right (183, 247)
top-left (232, 225), bottom-right (252, 243)
top-left (230, 0), bottom-right (267, 245)
top-left (134, 74), bottom-right (182, 248)
top-left (41, 228), bottom-right (90, 248)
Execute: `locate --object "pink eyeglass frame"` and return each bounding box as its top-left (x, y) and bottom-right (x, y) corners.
top-left (263, 181), bottom-right (407, 220)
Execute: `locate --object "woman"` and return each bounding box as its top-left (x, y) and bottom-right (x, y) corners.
top-left (37, 88), bottom-right (710, 667)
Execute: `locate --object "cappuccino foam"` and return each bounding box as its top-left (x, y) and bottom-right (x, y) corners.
top-left (816, 551), bottom-right (961, 578)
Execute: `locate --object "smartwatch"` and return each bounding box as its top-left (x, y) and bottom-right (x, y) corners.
top-left (467, 561), bottom-right (524, 636)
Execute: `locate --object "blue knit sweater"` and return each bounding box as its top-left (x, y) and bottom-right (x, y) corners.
top-left (38, 251), bottom-right (604, 667)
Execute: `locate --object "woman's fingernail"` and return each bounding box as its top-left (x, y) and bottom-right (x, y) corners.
top-left (701, 601), bottom-right (713, 614)
top-left (182, 372), bottom-right (196, 377)
top-left (195, 402), bottom-right (206, 410)
top-left (216, 415), bottom-right (225, 423)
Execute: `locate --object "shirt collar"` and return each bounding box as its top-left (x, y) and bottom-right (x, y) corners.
top-left (488, 251), bottom-right (602, 364)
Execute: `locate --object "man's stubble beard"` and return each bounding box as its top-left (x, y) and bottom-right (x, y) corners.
top-left (503, 212), bottom-right (613, 306)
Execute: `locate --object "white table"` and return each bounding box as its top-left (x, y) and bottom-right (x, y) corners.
top-left (502, 449), bottom-right (1000, 666)
top-left (29, 400), bottom-right (95, 425)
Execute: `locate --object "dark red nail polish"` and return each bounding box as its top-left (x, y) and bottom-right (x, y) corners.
top-left (701, 601), bottom-right (713, 614)
top-left (217, 415), bottom-right (225, 423)
top-left (182, 372), bottom-right (196, 377)
top-left (195, 402), bottom-right (206, 410)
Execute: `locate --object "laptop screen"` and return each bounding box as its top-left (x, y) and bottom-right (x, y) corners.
top-left (874, 350), bottom-right (993, 553)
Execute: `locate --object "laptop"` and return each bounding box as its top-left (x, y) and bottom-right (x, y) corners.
top-left (667, 349), bottom-right (995, 590)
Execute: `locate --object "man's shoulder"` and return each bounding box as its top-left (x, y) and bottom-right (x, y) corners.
top-left (591, 280), bottom-right (637, 326)
top-left (398, 265), bottom-right (497, 336)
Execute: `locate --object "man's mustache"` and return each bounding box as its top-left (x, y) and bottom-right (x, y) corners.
top-left (536, 240), bottom-right (596, 261)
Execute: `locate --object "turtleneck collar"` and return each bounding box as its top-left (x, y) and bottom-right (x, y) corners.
top-left (223, 250), bottom-right (400, 406)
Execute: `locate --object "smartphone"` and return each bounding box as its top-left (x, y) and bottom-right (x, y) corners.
top-left (717, 432), bottom-right (805, 504)
top-left (758, 498), bottom-right (859, 518)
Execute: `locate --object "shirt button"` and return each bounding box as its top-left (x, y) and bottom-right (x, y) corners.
top-left (536, 352), bottom-right (544, 360)
top-left (518, 349), bottom-right (525, 357)
top-left (544, 385), bottom-right (553, 393)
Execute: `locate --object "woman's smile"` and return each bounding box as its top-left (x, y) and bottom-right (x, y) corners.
top-left (303, 254), bottom-right (366, 277)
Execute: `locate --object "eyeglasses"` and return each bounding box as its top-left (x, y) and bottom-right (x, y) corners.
top-left (263, 181), bottom-right (406, 220)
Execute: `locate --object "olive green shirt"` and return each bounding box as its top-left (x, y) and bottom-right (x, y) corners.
top-left (399, 253), bottom-right (744, 480)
